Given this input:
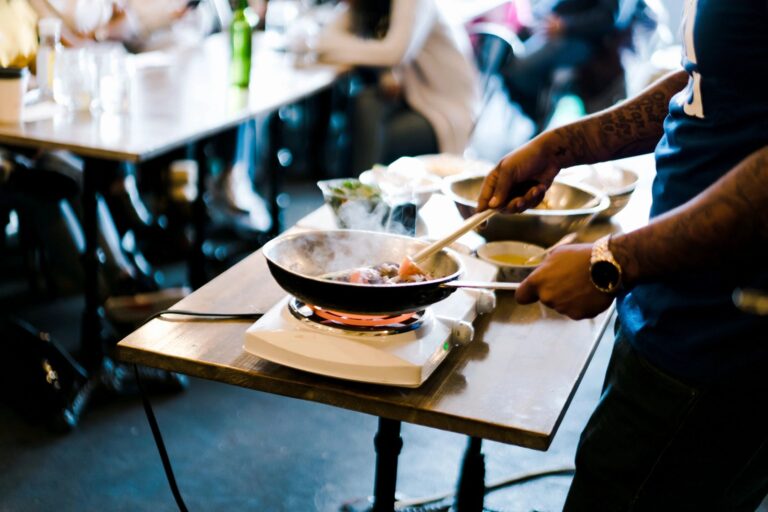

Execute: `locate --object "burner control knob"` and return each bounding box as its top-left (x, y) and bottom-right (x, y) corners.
top-left (451, 321), bottom-right (475, 346)
top-left (475, 291), bottom-right (497, 315)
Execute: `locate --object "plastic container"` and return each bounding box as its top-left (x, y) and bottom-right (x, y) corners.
top-left (317, 178), bottom-right (389, 230)
top-left (0, 67), bottom-right (29, 123)
top-left (36, 18), bottom-right (62, 100)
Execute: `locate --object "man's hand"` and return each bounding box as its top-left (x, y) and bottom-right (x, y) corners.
top-left (516, 244), bottom-right (614, 320)
top-left (477, 135), bottom-right (562, 213)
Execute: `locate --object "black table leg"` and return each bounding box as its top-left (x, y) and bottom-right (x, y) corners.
top-left (187, 142), bottom-right (208, 289)
top-left (455, 436), bottom-right (486, 512)
top-left (372, 417), bottom-right (403, 512)
top-left (80, 156), bottom-right (109, 369)
top-left (267, 112), bottom-right (285, 239)
top-left (305, 89), bottom-right (333, 182)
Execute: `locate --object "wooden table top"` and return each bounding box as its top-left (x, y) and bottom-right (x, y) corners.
top-left (116, 155), bottom-right (654, 450)
top-left (0, 33), bottom-right (344, 163)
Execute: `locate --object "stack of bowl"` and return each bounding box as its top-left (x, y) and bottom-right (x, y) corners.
top-left (558, 163), bottom-right (640, 220)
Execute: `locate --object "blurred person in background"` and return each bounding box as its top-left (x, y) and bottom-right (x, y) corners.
top-left (0, 0), bottom-right (201, 395)
top-left (26, 0), bottom-right (219, 49)
top-left (501, 0), bottom-right (620, 126)
top-left (315, 0), bottom-right (481, 173)
top-left (0, 0), bottom-right (158, 296)
top-left (1, 0), bottom-right (218, 296)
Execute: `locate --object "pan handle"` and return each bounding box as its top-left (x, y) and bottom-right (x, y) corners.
top-left (441, 280), bottom-right (521, 290)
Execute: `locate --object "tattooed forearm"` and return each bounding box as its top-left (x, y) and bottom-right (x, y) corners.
top-left (612, 146), bottom-right (768, 288)
top-left (550, 122), bottom-right (597, 163)
top-left (545, 70), bottom-right (688, 167)
top-left (596, 90), bottom-right (669, 158)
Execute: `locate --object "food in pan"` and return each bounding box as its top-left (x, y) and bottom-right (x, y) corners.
top-left (324, 262), bottom-right (432, 285)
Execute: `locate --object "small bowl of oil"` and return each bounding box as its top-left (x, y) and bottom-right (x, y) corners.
top-left (476, 240), bottom-right (546, 282)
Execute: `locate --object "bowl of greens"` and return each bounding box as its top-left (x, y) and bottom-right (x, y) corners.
top-left (317, 178), bottom-right (390, 230)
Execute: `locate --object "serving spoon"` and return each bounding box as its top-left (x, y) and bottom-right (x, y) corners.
top-left (399, 208), bottom-right (498, 279)
top-left (523, 232), bottom-right (579, 265)
top-left (400, 180), bottom-right (547, 278)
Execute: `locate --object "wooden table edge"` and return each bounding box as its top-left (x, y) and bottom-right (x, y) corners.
top-left (115, 303), bottom-right (614, 450)
top-left (0, 71), bottom-right (347, 164)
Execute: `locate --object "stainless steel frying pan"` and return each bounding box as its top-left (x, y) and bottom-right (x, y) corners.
top-left (262, 230), bottom-right (518, 315)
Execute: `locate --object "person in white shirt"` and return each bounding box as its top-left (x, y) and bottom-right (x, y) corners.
top-left (0, 0), bottom-right (38, 68)
top-left (26, 0), bottom-right (218, 50)
top-left (315, 0), bottom-right (481, 173)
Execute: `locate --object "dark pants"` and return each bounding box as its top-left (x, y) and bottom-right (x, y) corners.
top-left (502, 35), bottom-right (594, 120)
top-left (565, 333), bottom-right (768, 511)
top-left (350, 87), bottom-right (438, 174)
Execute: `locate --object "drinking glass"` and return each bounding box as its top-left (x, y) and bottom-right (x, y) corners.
top-left (53, 48), bottom-right (93, 111)
top-left (90, 45), bottom-right (132, 114)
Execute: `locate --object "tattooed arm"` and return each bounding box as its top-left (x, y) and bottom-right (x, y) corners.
top-left (478, 70), bottom-right (688, 212)
top-left (612, 145), bottom-right (768, 288)
top-left (544, 70), bottom-right (687, 165)
top-left (512, 144), bottom-right (768, 320)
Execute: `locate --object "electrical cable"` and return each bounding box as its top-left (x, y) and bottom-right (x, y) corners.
top-left (394, 466), bottom-right (576, 510)
top-left (135, 364), bottom-right (189, 512)
top-left (141, 309), bottom-right (265, 325)
top-left (135, 309), bottom-right (264, 511)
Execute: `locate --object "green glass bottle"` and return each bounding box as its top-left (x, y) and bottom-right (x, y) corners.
top-left (230, 0), bottom-right (253, 87)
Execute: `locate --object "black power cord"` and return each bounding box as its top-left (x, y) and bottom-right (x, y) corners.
top-left (135, 364), bottom-right (189, 512)
top-left (141, 309), bottom-right (265, 325)
top-left (134, 309), bottom-right (264, 511)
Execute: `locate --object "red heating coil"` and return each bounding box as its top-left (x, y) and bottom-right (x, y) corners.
top-left (307, 305), bottom-right (416, 327)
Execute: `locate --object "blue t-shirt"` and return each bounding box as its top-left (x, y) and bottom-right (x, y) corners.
top-left (616, 0), bottom-right (768, 383)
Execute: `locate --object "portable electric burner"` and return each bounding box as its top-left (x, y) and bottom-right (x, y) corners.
top-left (243, 255), bottom-right (498, 387)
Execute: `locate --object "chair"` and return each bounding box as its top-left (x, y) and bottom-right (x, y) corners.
top-left (534, 0), bottom-right (653, 131)
top-left (467, 22), bottom-right (526, 117)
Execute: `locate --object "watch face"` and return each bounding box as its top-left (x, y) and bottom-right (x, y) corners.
top-left (591, 261), bottom-right (621, 291)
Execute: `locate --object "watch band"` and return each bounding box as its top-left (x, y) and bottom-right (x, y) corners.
top-left (590, 234), bottom-right (623, 293)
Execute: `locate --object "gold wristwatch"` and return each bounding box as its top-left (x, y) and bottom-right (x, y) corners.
top-left (590, 235), bottom-right (623, 294)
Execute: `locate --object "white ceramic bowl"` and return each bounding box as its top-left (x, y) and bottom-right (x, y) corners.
top-left (476, 241), bottom-right (546, 282)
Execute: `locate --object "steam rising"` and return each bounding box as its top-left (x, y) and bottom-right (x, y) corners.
top-left (335, 200), bottom-right (389, 232)
top-left (270, 231), bottom-right (459, 281)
